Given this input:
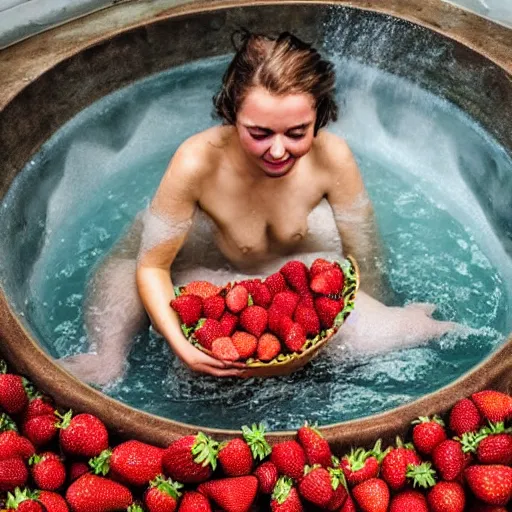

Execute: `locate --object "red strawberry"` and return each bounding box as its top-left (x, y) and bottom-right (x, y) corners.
top-left (340, 495), bottom-right (356, 512)
top-left (477, 431), bottom-right (512, 465)
top-left (0, 370), bottom-right (28, 415)
top-left (257, 333), bottom-right (282, 361)
top-left (340, 448), bottom-right (380, 486)
top-left (325, 470), bottom-right (348, 511)
top-left (231, 332), bottom-right (257, 359)
top-left (268, 307), bottom-right (289, 338)
top-left (90, 440), bottom-right (164, 486)
top-left (56, 411), bottom-right (109, 458)
top-left (219, 311), bottom-right (238, 336)
top-left (198, 475), bottom-right (258, 512)
top-left (272, 291), bottom-right (300, 317)
top-left (0, 430), bottom-right (35, 460)
top-left (271, 476), bottom-right (303, 512)
top-left (226, 285), bottom-right (249, 313)
top-left (22, 413), bottom-right (58, 447)
top-left (412, 416), bottom-right (447, 455)
top-left (254, 461), bottom-right (279, 494)
top-left (381, 443), bottom-right (422, 490)
top-left (314, 297), bottom-right (343, 329)
top-left (36, 491), bottom-right (69, 512)
top-left (310, 258), bottom-right (335, 277)
top-left (239, 280), bottom-right (272, 308)
top-left (293, 305), bottom-right (320, 337)
top-left (69, 461), bottom-right (89, 482)
top-left (449, 398), bottom-right (483, 436)
top-left (428, 481), bottom-right (465, 512)
top-left (194, 319), bottom-right (224, 351)
top-left (432, 439), bottom-right (465, 481)
top-left (0, 458), bottom-right (28, 491)
top-left (163, 433), bottom-right (218, 484)
top-left (6, 488), bottom-right (45, 512)
top-left (66, 473), bottom-right (133, 512)
top-left (298, 465), bottom-right (333, 507)
top-left (29, 452), bottom-right (66, 490)
top-left (297, 422), bottom-right (332, 468)
top-left (202, 295), bottom-right (225, 320)
top-left (23, 395), bottom-right (55, 422)
top-left (284, 323), bottom-right (306, 352)
top-left (144, 475), bottom-right (183, 512)
top-left (472, 391), bottom-right (512, 423)
top-left (218, 438), bottom-right (253, 476)
top-left (271, 440), bottom-right (306, 480)
top-left (280, 261), bottom-right (310, 295)
top-left (310, 267), bottom-right (344, 296)
top-left (389, 490), bottom-right (428, 512)
top-left (211, 337), bottom-right (240, 361)
top-left (265, 272), bottom-right (288, 297)
top-left (170, 295), bottom-right (203, 326)
top-left (297, 293), bottom-right (314, 309)
top-left (352, 477), bottom-right (390, 512)
top-left (240, 306), bottom-right (268, 338)
top-left (465, 464), bottom-right (512, 505)
top-left (182, 281), bottom-right (221, 299)
top-left (178, 491), bottom-right (211, 512)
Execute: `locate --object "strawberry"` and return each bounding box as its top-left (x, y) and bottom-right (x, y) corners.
top-left (432, 439), bottom-right (465, 481)
top-left (340, 440), bottom-right (384, 486)
top-left (226, 285), bottom-right (249, 313)
top-left (389, 490), bottom-right (428, 512)
top-left (218, 438), bottom-right (253, 476)
top-left (163, 433), bottom-right (218, 484)
top-left (35, 491), bottom-right (69, 512)
top-left (412, 416), bottom-right (447, 455)
top-left (66, 473), bottom-right (133, 512)
top-left (202, 295), bottom-right (225, 320)
top-left (231, 332), bottom-right (259, 359)
top-left (0, 430), bottom-right (35, 460)
top-left (69, 461), bottom-right (90, 482)
top-left (29, 452), bottom-right (66, 490)
top-left (219, 311), bottom-right (238, 336)
top-left (0, 458), bottom-right (28, 491)
top-left (340, 495), bottom-right (356, 512)
top-left (297, 422), bottom-right (332, 468)
top-left (314, 297), bottom-right (343, 329)
top-left (257, 333), bottom-right (281, 361)
top-left (56, 411), bottom-right (109, 458)
top-left (144, 475), bottom-right (183, 512)
top-left (0, 366), bottom-right (28, 415)
top-left (280, 261), bottom-right (310, 295)
top-left (23, 394), bottom-right (55, 422)
top-left (194, 319), bottom-right (224, 351)
top-left (449, 397), bottom-right (483, 436)
top-left (211, 337), bottom-right (240, 361)
top-left (182, 281), bottom-right (221, 299)
top-left (310, 267), bottom-right (344, 296)
top-left (297, 293), bottom-right (314, 309)
top-left (268, 307), bottom-right (290, 338)
top-left (22, 413), bottom-right (58, 447)
top-left (6, 488), bottom-right (45, 512)
top-left (178, 491), bottom-right (211, 512)
top-left (270, 440), bottom-right (306, 480)
top-left (170, 295), bottom-right (203, 326)
top-left (239, 280), bottom-right (272, 308)
top-left (284, 323), bottom-right (306, 352)
top-left (477, 431), bottom-right (512, 465)
top-left (265, 272), bottom-right (288, 297)
top-left (197, 475), bottom-right (258, 512)
top-left (381, 442), bottom-right (422, 490)
top-left (90, 440), bottom-right (164, 486)
top-left (271, 291), bottom-right (300, 317)
top-left (254, 461), bottom-right (279, 494)
top-left (271, 476), bottom-right (303, 512)
top-left (465, 464), bottom-right (512, 505)
top-left (293, 305), bottom-right (320, 337)
top-left (240, 306), bottom-right (268, 338)
top-left (427, 481), bottom-right (465, 512)
top-left (352, 477), bottom-right (390, 512)
top-left (298, 465), bottom-right (333, 507)
top-left (472, 390), bottom-right (512, 423)
top-left (325, 469), bottom-right (348, 511)
top-left (310, 258), bottom-right (335, 277)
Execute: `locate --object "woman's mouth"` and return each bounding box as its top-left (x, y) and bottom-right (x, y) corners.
top-left (261, 156), bottom-right (295, 176)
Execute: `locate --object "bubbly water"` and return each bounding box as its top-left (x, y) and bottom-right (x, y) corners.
top-left (1, 55), bottom-right (511, 430)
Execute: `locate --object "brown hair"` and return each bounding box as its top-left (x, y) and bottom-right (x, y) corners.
top-left (213, 30), bottom-right (338, 135)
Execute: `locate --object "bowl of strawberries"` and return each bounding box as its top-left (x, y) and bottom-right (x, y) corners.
top-left (170, 256), bottom-right (359, 377)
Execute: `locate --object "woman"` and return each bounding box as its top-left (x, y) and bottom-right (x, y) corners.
top-left (59, 31), bottom-right (456, 385)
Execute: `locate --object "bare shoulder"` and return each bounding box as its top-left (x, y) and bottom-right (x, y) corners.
top-left (313, 131), bottom-right (358, 171)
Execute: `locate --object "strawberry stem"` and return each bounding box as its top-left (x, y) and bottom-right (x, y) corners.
top-left (241, 423), bottom-right (272, 461)
top-left (89, 449), bottom-right (112, 476)
top-left (272, 476), bottom-right (293, 504)
top-left (191, 432), bottom-right (219, 471)
top-left (0, 413), bottom-right (18, 432)
top-left (406, 461), bottom-right (437, 489)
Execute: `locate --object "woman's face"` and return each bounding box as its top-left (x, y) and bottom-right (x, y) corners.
top-left (235, 86), bottom-right (316, 178)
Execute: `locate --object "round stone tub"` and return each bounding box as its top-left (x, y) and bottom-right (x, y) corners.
top-left (0, 0), bottom-right (511, 451)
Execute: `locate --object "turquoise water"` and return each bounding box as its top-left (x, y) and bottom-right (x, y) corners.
top-left (1, 55), bottom-right (511, 430)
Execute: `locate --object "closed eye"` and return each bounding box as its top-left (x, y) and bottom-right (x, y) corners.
top-left (287, 132), bottom-right (306, 140)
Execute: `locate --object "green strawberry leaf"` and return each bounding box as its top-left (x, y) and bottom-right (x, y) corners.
top-left (241, 423), bottom-right (272, 461)
top-left (89, 449), bottom-right (113, 476)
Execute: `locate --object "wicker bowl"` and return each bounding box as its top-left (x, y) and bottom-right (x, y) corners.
top-left (189, 256), bottom-right (360, 378)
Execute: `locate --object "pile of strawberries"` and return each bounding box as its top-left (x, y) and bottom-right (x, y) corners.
top-left (0, 355), bottom-right (511, 511)
top-left (170, 258), bottom-right (357, 363)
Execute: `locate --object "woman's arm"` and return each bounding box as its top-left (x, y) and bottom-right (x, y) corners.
top-left (136, 144), bottom-right (243, 377)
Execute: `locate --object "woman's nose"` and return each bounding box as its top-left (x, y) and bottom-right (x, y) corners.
top-left (268, 136), bottom-right (286, 160)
